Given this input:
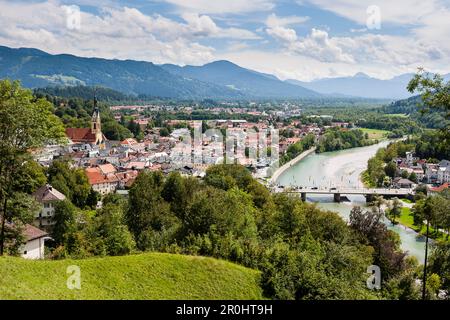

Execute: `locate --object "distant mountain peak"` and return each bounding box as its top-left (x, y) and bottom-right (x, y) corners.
top-left (0, 45), bottom-right (321, 99)
top-left (207, 60), bottom-right (236, 66)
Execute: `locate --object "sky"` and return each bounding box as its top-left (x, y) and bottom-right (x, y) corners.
top-left (0, 0), bottom-right (449, 81)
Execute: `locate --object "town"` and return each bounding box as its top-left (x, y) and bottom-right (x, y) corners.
top-left (18, 102), bottom-right (449, 262)
top-left (1, 0), bottom-right (450, 304)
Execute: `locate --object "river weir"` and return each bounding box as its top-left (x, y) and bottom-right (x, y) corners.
top-left (275, 141), bottom-right (427, 263)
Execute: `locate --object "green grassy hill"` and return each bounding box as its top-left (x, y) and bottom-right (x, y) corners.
top-left (0, 252), bottom-right (263, 300)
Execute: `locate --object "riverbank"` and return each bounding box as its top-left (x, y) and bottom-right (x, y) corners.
top-left (359, 136), bottom-right (406, 188)
top-left (269, 147), bottom-right (316, 184)
top-left (274, 140), bottom-right (426, 262)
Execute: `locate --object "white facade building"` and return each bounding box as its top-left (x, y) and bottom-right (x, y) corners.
top-left (32, 184), bottom-right (66, 228)
top-left (21, 224), bottom-right (48, 259)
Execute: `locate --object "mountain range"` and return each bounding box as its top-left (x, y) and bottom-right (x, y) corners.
top-left (159, 60), bottom-right (319, 99)
top-left (0, 46), bottom-right (318, 100)
top-left (286, 72), bottom-right (450, 99)
top-left (1, 45), bottom-right (448, 100)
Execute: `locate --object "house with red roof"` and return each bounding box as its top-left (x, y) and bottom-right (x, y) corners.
top-left (85, 167), bottom-right (119, 195)
top-left (66, 108), bottom-right (106, 146)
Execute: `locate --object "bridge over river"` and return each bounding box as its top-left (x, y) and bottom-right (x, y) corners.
top-left (273, 186), bottom-right (414, 202)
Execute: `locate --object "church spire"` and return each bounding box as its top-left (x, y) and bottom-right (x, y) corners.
top-left (91, 87), bottom-right (103, 145)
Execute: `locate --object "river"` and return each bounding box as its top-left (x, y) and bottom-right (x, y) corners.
top-left (276, 141), bottom-right (427, 263)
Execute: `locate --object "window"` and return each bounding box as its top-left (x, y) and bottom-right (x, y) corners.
top-left (23, 251), bottom-right (27, 255)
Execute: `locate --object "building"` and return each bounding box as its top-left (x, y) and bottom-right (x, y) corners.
top-left (66, 108), bottom-right (106, 146)
top-left (21, 224), bottom-right (48, 259)
top-left (85, 167), bottom-right (119, 195)
top-left (425, 163), bottom-right (439, 183)
top-left (437, 160), bottom-right (450, 184)
top-left (32, 184), bottom-right (66, 228)
top-left (392, 177), bottom-right (415, 188)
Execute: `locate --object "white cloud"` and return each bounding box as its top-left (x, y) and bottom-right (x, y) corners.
top-left (267, 26), bottom-right (298, 42)
top-left (182, 13), bottom-right (219, 36)
top-left (266, 13), bottom-right (309, 28)
top-left (0, 0), bottom-right (448, 81)
top-left (302, 0), bottom-right (441, 25)
top-left (164, 0), bottom-right (275, 14)
top-left (290, 28), bottom-right (354, 63)
top-left (226, 41), bottom-right (250, 51)
top-left (0, 1), bottom-right (259, 65)
top-left (182, 13), bottom-right (260, 39)
top-left (265, 19), bottom-right (354, 63)
top-left (302, 0), bottom-right (450, 52)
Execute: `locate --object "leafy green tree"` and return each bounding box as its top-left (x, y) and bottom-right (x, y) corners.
top-left (159, 127), bottom-right (170, 137)
top-left (388, 198), bottom-right (403, 224)
top-left (204, 164), bottom-right (253, 191)
top-left (48, 160), bottom-right (92, 209)
top-left (95, 203), bottom-right (135, 255)
top-left (409, 172), bottom-right (418, 183)
top-left (102, 121), bottom-right (133, 141)
top-left (161, 172), bottom-right (201, 221)
top-left (350, 206), bottom-right (407, 280)
top-left (186, 187), bottom-right (258, 240)
top-left (126, 171), bottom-right (178, 250)
top-left (52, 200), bottom-right (78, 246)
top-left (2, 192), bottom-right (42, 255)
top-left (86, 188), bottom-right (100, 208)
top-left (408, 70), bottom-right (450, 150)
top-left (429, 242), bottom-right (450, 297)
top-left (384, 162), bottom-right (397, 178)
top-left (0, 80), bottom-right (65, 255)
top-left (370, 195), bottom-right (385, 216)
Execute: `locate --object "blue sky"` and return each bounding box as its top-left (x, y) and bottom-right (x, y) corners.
top-left (1, 0), bottom-right (449, 80)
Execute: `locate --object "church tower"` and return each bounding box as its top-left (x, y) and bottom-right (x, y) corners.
top-left (91, 96), bottom-right (104, 145)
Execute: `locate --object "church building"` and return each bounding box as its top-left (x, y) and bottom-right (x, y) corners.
top-left (65, 107), bottom-right (106, 146)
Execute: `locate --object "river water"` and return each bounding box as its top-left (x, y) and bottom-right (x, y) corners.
top-left (276, 141), bottom-right (426, 263)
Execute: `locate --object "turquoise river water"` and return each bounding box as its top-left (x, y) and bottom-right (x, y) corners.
top-left (276, 141), bottom-right (426, 263)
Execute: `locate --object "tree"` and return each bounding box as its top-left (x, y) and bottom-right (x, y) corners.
top-left (52, 200), bottom-right (78, 246)
top-left (126, 171), bottom-right (178, 250)
top-left (370, 195), bottom-right (385, 216)
top-left (161, 172), bottom-right (201, 221)
top-left (12, 159), bottom-right (47, 194)
top-left (0, 80), bottom-right (65, 255)
top-left (420, 195), bottom-right (449, 299)
top-left (95, 203), bottom-right (135, 255)
top-left (1, 193), bottom-right (41, 255)
top-left (409, 172), bottom-right (418, 183)
top-left (350, 206), bottom-right (407, 280)
top-left (48, 160), bottom-right (92, 209)
top-left (384, 162), bottom-right (397, 178)
top-left (388, 198), bottom-right (403, 224)
top-left (159, 127), bottom-right (170, 137)
top-left (127, 120), bottom-right (143, 140)
top-left (429, 242), bottom-right (450, 297)
top-left (408, 70), bottom-right (450, 150)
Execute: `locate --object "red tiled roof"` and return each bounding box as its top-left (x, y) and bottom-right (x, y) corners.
top-left (24, 224), bottom-right (48, 241)
top-left (86, 167), bottom-right (119, 185)
top-left (86, 168), bottom-right (108, 185)
top-left (66, 128), bottom-right (96, 143)
top-left (98, 163), bottom-right (117, 175)
top-left (121, 138), bottom-right (138, 145)
top-left (430, 183), bottom-right (449, 193)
